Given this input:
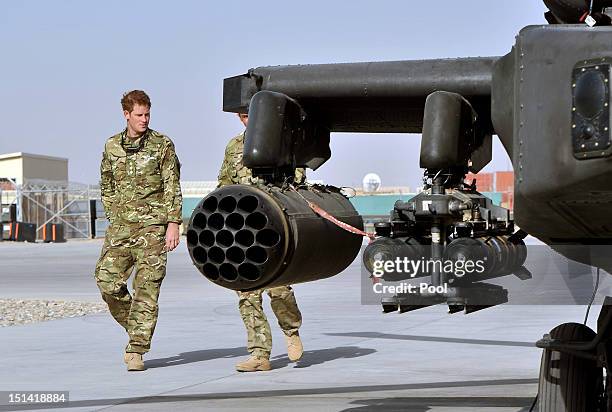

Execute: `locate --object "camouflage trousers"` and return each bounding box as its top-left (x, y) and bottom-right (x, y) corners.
top-left (237, 286), bottom-right (302, 359)
top-left (94, 223), bottom-right (167, 354)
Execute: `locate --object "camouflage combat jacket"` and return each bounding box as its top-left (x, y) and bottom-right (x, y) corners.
top-left (217, 132), bottom-right (305, 187)
top-left (100, 128), bottom-right (183, 226)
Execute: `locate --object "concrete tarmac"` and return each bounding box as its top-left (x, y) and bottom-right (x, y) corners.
top-left (0, 239), bottom-right (598, 411)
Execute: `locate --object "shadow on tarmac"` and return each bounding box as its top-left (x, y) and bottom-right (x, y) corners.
top-left (145, 345), bottom-right (375, 370)
top-left (325, 332), bottom-right (535, 348)
top-left (271, 346), bottom-right (377, 369)
top-left (340, 396), bottom-right (535, 412)
top-left (0, 378), bottom-right (538, 410)
top-left (145, 347), bottom-right (247, 369)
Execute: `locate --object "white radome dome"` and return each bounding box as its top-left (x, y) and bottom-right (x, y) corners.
top-left (362, 173), bottom-right (381, 192)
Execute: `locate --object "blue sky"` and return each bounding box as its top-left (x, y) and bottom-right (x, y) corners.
top-left (0, 1), bottom-right (547, 189)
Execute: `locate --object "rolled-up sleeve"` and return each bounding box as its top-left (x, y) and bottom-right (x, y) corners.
top-left (217, 142), bottom-right (235, 188)
top-left (100, 149), bottom-right (117, 223)
top-left (161, 140), bottom-right (183, 224)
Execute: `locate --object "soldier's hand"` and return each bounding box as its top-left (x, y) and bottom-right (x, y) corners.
top-left (165, 222), bottom-right (180, 252)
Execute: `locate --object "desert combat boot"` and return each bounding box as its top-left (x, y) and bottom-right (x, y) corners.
top-left (124, 353), bottom-right (145, 371)
top-left (286, 333), bottom-right (304, 361)
top-left (235, 356), bottom-right (272, 372)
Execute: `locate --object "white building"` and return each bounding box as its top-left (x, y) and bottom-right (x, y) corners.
top-left (0, 152), bottom-right (68, 185)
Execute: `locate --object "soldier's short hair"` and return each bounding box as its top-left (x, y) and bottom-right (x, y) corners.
top-left (121, 90), bottom-right (151, 112)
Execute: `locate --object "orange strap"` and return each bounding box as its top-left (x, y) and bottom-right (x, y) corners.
top-left (43, 224), bottom-right (46, 240)
top-left (305, 199), bottom-right (375, 242)
top-left (52, 225), bottom-right (56, 241)
top-left (579, 11), bottom-right (589, 22)
top-left (15, 223), bottom-right (19, 240)
top-left (288, 185), bottom-right (376, 242)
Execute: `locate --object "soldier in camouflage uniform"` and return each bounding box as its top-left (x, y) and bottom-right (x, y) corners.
top-left (95, 90), bottom-right (182, 372)
top-left (218, 112), bottom-right (304, 372)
